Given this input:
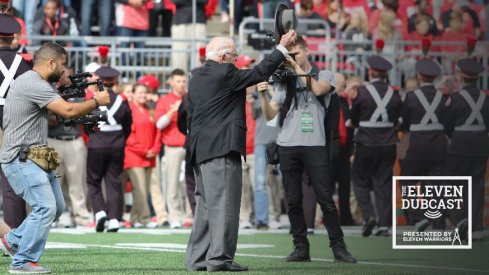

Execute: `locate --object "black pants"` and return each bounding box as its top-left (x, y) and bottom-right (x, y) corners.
top-left (0, 111), bottom-right (27, 228)
top-left (1, 168), bottom-right (26, 228)
top-left (444, 155), bottom-right (487, 232)
top-left (301, 172), bottom-right (316, 229)
top-left (184, 142), bottom-right (196, 216)
top-left (278, 146), bottom-right (343, 245)
top-left (149, 8), bottom-right (173, 37)
top-left (331, 146), bottom-right (354, 225)
top-left (352, 144), bottom-right (396, 227)
top-left (87, 147), bottom-right (124, 220)
top-left (401, 159), bottom-right (445, 227)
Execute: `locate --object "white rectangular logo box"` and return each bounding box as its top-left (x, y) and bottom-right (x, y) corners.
top-left (392, 176), bottom-right (472, 249)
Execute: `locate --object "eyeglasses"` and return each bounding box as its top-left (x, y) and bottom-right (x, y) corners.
top-left (225, 51), bottom-right (239, 58)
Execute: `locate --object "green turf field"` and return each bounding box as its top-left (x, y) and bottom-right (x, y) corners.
top-left (3, 228), bottom-right (488, 274)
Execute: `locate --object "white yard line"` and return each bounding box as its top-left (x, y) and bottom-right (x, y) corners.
top-left (48, 242), bottom-right (489, 273)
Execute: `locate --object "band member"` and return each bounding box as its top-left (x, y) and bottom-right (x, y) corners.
top-left (401, 59), bottom-right (448, 231)
top-left (86, 66), bottom-right (132, 233)
top-left (350, 55), bottom-right (402, 237)
top-left (444, 58), bottom-right (489, 241)
top-left (0, 13), bottom-right (31, 229)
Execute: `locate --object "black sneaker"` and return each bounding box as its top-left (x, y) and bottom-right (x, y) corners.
top-left (330, 241), bottom-right (357, 263)
top-left (283, 243), bottom-right (311, 262)
top-left (362, 217), bottom-right (376, 237)
top-left (256, 223), bottom-right (269, 230)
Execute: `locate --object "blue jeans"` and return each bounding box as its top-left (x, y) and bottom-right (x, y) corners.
top-left (117, 27), bottom-right (148, 72)
top-left (41, 0), bottom-right (71, 7)
top-left (1, 158), bottom-right (65, 268)
top-left (81, 0), bottom-right (113, 36)
top-left (262, 0), bottom-right (290, 19)
top-left (254, 144), bottom-right (269, 225)
top-left (11, 0), bottom-right (38, 36)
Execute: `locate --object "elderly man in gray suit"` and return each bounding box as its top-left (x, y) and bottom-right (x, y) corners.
top-left (185, 30), bottom-right (297, 272)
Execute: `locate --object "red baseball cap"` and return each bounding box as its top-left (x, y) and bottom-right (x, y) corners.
top-left (138, 74), bottom-right (160, 91)
top-left (235, 55), bottom-right (256, 69)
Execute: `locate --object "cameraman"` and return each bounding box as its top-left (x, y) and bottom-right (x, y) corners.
top-left (47, 67), bottom-right (91, 228)
top-left (260, 37), bottom-right (356, 263)
top-left (0, 42), bottom-right (110, 274)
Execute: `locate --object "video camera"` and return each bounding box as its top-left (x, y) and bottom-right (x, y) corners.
top-left (57, 72), bottom-right (108, 133)
top-left (266, 5), bottom-right (315, 86)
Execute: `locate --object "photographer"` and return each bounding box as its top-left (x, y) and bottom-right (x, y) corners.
top-left (47, 67), bottom-right (91, 228)
top-left (260, 36), bottom-right (356, 263)
top-left (0, 42), bottom-right (110, 274)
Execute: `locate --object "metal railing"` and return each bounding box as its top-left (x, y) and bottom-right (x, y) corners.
top-left (21, 32), bottom-right (489, 91)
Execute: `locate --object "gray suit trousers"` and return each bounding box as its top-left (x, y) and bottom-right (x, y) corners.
top-left (185, 153), bottom-right (242, 271)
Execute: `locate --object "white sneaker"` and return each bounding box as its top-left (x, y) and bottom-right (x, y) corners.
top-left (170, 221), bottom-right (182, 229)
top-left (95, 211), bottom-right (107, 233)
top-left (269, 220), bottom-right (281, 229)
top-left (145, 221), bottom-right (159, 229)
top-left (133, 222), bottom-right (144, 229)
top-left (240, 221), bottom-right (252, 229)
top-left (107, 219), bottom-right (120, 232)
top-left (221, 12), bottom-right (229, 23)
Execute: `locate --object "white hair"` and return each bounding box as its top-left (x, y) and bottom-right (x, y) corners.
top-left (205, 37), bottom-right (235, 61)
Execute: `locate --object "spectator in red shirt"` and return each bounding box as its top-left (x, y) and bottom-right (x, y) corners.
top-left (124, 84), bottom-right (162, 228)
top-left (155, 69), bottom-right (189, 228)
top-left (368, 0), bottom-right (403, 37)
top-left (439, 10), bottom-right (469, 53)
top-left (440, 0), bottom-right (481, 39)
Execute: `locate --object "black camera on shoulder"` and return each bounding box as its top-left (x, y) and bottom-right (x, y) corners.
top-left (57, 72), bottom-right (108, 133)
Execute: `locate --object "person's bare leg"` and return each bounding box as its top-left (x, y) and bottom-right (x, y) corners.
top-left (0, 219), bottom-right (11, 237)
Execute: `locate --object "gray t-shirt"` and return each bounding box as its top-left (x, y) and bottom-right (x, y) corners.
top-left (272, 70), bottom-right (335, 147)
top-left (0, 70), bottom-right (61, 163)
top-left (253, 92), bottom-right (280, 145)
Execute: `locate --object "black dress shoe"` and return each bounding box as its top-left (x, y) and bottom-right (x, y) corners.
top-left (208, 261), bottom-right (248, 272)
top-left (283, 243), bottom-right (311, 262)
top-left (95, 216), bottom-right (107, 233)
top-left (330, 241), bottom-right (357, 263)
top-left (362, 218), bottom-right (376, 237)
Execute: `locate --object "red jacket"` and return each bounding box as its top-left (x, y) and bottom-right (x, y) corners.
top-left (124, 103), bottom-right (161, 168)
top-left (245, 102), bottom-right (255, 155)
top-left (155, 92), bottom-right (186, 147)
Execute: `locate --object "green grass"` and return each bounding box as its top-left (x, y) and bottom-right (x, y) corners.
top-left (2, 229), bottom-right (488, 274)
